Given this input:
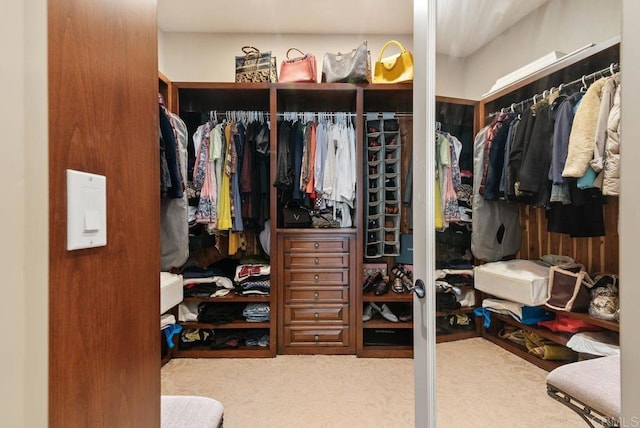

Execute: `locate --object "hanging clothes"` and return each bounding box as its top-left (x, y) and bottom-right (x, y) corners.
top-left (159, 105), bottom-right (184, 199)
top-left (160, 108), bottom-right (190, 271)
top-left (471, 126), bottom-right (522, 262)
top-left (602, 82), bottom-right (620, 196)
top-left (562, 77), bottom-right (609, 178)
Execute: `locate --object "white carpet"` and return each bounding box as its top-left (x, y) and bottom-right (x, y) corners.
top-left (161, 338), bottom-right (585, 427)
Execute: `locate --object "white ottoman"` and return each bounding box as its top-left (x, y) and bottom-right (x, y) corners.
top-left (161, 396), bottom-right (224, 428)
top-left (547, 355), bottom-right (620, 427)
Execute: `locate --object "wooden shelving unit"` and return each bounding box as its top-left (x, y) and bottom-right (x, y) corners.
top-left (476, 37), bottom-right (621, 371)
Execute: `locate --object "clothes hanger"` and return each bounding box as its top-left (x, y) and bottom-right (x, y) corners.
top-left (580, 75), bottom-right (588, 93)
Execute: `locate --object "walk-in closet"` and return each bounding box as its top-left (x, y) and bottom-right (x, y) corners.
top-left (9, 0), bottom-right (640, 427)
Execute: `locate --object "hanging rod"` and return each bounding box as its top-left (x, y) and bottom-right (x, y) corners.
top-left (489, 62), bottom-right (620, 117)
top-left (363, 112), bottom-right (413, 117)
top-left (276, 112), bottom-right (358, 117)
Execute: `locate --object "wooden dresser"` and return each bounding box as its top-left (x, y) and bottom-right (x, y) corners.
top-left (277, 232), bottom-right (356, 354)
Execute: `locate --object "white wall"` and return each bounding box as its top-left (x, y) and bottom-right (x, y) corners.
top-left (0, 0), bottom-right (48, 427)
top-left (159, 32), bottom-right (467, 99)
top-left (620, 0), bottom-right (640, 422)
top-left (158, 28), bottom-right (166, 72)
top-left (463, 0), bottom-right (622, 99)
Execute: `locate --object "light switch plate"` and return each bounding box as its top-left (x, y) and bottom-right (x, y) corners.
top-left (67, 169), bottom-right (107, 250)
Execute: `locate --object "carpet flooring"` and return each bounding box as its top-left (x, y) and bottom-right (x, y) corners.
top-left (161, 338), bottom-right (585, 427)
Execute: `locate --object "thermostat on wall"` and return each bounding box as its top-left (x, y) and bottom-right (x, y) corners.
top-left (66, 169), bottom-right (107, 251)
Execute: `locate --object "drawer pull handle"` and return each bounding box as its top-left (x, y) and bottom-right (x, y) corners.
top-left (314, 242), bottom-right (319, 249)
top-left (314, 292), bottom-right (319, 300)
top-left (314, 335), bottom-right (320, 341)
top-left (314, 313), bottom-right (319, 319)
top-left (314, 258), bottom-right (319, 264)
top-left (314, 274), bottom-right (319, 281)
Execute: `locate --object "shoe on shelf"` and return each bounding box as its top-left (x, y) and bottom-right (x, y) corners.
top-left (370, 302), bottom-right (398, 323)
top-left (399, 303), bottom-right (413, 322)
top-left (363, 303), bottom-right (375, 322)
top-left (374, 277), bottom-right (390, 296)
top-left (364, 272), bottom-right (383, 293)
top-left (391, 278), bottom-right (405, 293)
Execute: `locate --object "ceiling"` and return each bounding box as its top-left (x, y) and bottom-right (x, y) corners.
top-left (158, 0), bottom-right (549, 58)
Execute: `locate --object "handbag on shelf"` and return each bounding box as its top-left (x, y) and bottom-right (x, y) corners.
top-left (321, 41), bottom-right (371, 83)
top-left (311, 210), bottom-right (340, 229)
top-left (281, 199), bottom-right (312, 228)
top-left (373, 40), bottom-right (414, 84)
top-left (545, 263), bottom-right (594, 312)
top-left (279, 48), bottom-right (317, 83)
top-left (235, 46), bottom-right (278, 83)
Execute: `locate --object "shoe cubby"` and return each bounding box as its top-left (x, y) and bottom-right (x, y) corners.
top-left (358, 89), bottom-right (481, 358)
top-left (365, 113), bottom-right (401, 258)
top-left (365, 117), bottom-right (387, 259)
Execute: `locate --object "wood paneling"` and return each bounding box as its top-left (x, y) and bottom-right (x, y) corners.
top-left (48, 0), bottom-right (159, 427)
top-left (518, 198), bottom-right (619, 273)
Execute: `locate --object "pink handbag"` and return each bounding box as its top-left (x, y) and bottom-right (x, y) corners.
top-left (279, 48), bottom-right (317, 83)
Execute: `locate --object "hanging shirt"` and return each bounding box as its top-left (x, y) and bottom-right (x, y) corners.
top-left (314, 122), bottom-right (328, 194)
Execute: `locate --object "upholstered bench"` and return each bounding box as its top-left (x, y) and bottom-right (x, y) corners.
top-left (546, 355), bottom-right (620, 427)
top-left (161, 396), bottom-right (224, 428)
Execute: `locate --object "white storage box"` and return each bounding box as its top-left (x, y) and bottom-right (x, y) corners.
top-left (160, 272), bottom-right (183, 315)
top-left (474, 259), bottom-right (550, 306)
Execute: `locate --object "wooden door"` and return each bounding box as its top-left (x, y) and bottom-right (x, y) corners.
top-left (48, 0), bottom-right (160, 426)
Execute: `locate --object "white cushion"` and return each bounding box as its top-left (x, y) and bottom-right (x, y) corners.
top-left (547, 355), bottom-right (620, 418)
top-left (161, 395), bottom-right (224, 428)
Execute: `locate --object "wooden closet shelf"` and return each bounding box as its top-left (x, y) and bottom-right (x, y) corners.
top-left (436, 330), bottom-right (480, 344)
top-left (436, 306), bottom-right (476, 317)
top-left (362, 292), bottom-right (413, 302)
top-left (482, 333), bottom-right (569, 372)
top-left (490, 313), bottom-right (573, 346)
top-left (180, 320), bottom-right (271, 329)
top-left (544, 308), bottom-right (619, 332)
top-left (182, 295), bottom-right (270, 303)
top-left (363, 320), bottom-right (413, 329)
top-left (359, 346), bottom-right (413, 358)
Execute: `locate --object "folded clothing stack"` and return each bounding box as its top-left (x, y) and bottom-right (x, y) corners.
top-left (242, 303), bottom-right (270, 322)
top-left (234, 264), bottom-right (271, 296)
top-left (244, 329), bottom-right (270, 347)
top-left (197, 303), bottom-right (243, 325)
top-left (182, 266), bottom-right (235, 298)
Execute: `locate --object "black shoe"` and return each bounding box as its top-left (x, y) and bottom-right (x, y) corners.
top-left (368, 219), bottom-right (379, 229)
top-left (369, 193), bottom-right (378, 202)
top-left (374, 277), bottom-right (390, 296)
top-left (399, 304), bottom-right (413, 322)
top-left (364, 272), bottom-right (382, 293)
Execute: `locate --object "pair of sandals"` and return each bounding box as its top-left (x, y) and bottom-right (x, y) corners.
top-left (392, 265), bottom-right (413, 293)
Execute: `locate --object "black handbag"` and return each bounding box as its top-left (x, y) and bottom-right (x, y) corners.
top-left (282, 200), bottom-right (311, 228)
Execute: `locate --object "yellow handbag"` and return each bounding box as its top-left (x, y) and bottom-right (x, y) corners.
top-left (373, 40), bottom-right (414, 84)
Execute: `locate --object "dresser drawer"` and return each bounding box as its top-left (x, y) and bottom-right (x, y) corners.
top-left (283, 269), bottom-right (349, 286)
top-left (284, 253), bottom-right (349, 268)
top-left (284, 286), bottom-right (349, 303)
top-left (284, 304), bottom-right (349, 324)
top-left (283, 326), bottom-right (350, 347)
top-left (283, 237), bottom-right (350, 253)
